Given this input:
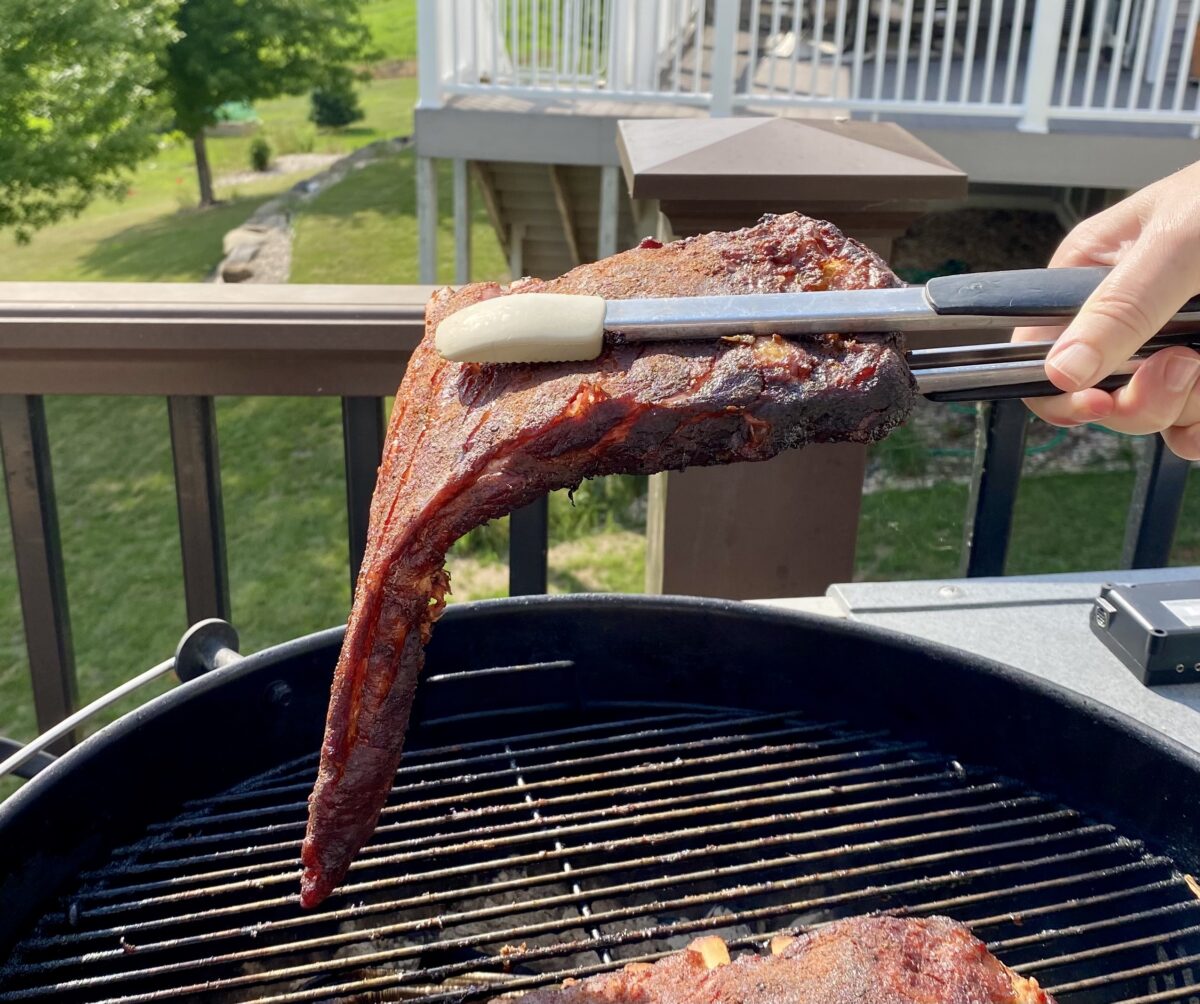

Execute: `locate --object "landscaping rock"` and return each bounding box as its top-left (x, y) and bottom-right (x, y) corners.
top-left (221, 227), bottom-right (259, 255)
top-left (220, 243), bottom-right (260, 283)
top-left (211, 135), bottom-right (411, 284)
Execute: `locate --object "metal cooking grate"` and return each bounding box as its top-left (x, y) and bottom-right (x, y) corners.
top-left (3, 672), bottom-right (1200, 1004)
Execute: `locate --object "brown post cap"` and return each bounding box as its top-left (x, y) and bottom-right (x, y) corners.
top-left (617, 117), bottom-right (966, 239)
top-left (617, 116), bottom-right (966, 204)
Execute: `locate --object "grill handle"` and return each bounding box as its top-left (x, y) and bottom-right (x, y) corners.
top-left (0, 619), bottom-right (241, 782)
top-left (175, 618), bottom-right (241, 682)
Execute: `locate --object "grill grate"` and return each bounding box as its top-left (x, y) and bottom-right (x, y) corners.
top-left (3, 694), bottom-right (1200, 1004)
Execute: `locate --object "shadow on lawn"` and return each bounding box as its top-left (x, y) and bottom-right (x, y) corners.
top-left (79, 196), bottom-right (275, 281)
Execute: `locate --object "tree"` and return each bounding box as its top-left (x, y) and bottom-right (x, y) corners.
top-left (163, 0), bottom-right (375, 206)
top-left (0, 0), bottom-right (178, 242)
top-left (310, 68), bottom-right (365, 129)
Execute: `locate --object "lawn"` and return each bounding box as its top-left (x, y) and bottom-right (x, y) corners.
top-left (858, 465), bottom-right (1200, 582)
top-left (291, 150), bottom-right (509, 285)
top-left (360, 0), bottom-right (418, 64)
top-left (0, 77), bottom-right (418, 283)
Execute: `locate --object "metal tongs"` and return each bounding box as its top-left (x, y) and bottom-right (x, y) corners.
top-left (434, 266), bottom-right (1200, 402)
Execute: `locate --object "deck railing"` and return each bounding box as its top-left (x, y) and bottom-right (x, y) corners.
top-left (0, 282), bottom-right (1190, 767)
top-left (419, 0), bottom-right (1200, 132)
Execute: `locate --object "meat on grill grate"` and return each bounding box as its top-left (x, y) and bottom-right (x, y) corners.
top-left (5, 692), bottom-right (1200, 1002)
top-left (499, 917), bottom-right (1056, 1004)
top-left (301, 212), bottom-right (918, 907)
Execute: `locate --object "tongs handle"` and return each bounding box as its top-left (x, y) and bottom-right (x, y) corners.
top-left (926, 266), bottom-right (1200, 319)
top-left (916, 332), bottom-right (1200, 403)
top-left (925, 371), bottom-right (1136, 403)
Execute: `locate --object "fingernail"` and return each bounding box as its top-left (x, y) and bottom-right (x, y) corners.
top-left (1165, 355), bottom-right (1200, 393)
top-left (1047, 342), bottom-right (1103, 388)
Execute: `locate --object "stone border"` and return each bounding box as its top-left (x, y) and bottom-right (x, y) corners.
top-left (213, 135), bottom-right (411, 284)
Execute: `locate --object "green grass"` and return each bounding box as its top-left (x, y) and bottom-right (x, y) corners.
top-left (360, 0), bottom-right (418, 64)
top-left (0, 77), bottom-right (416, 282)
top-left (856, 466), bottom-right (1200, 582)
top-left (291, 150), bottom-right (508, 285)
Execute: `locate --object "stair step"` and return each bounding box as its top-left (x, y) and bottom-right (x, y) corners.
top-left (475, 159), bottom-right (638, 277)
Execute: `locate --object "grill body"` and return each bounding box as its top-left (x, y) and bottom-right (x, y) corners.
top-left (2, 594), bottom-right (1200, 1002)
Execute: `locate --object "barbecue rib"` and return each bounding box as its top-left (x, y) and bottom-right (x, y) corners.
top-left (499, 917), bottom-right (1055, 1004)
top-left (301, 213), bottom-right (917, 907)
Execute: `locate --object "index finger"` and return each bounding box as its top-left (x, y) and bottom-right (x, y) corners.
top-left (1043, 229), bottom-right (1200, 393)
top-left (1011, 209), bottom-right (1134, 347)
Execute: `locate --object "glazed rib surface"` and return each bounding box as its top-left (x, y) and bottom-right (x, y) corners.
top-left (301, 213), bottom-right (917, 906)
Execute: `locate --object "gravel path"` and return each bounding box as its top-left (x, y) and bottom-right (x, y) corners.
top-left (217, 153), bottom-right (342, 189)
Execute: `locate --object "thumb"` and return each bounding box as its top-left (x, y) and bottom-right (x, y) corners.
top-left (1044, 228), bottom-right (1200, 392)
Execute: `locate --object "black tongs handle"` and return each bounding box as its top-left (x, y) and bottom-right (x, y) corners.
top-left (926, 266), bottom-right (1200, 318)
top-left (926, 372), bottom-right (1136, 403)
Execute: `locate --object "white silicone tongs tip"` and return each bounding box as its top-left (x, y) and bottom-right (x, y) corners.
top-left (435, 293), bottom-right (607, 364)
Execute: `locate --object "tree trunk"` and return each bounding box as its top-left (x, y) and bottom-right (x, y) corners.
top-left (192, 131), bottom-right (215, 207)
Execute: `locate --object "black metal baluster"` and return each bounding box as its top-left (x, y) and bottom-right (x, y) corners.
top-left (509, 495), bottom-right (549, 596)
top-left (0, 737), bottom-right (55, 778)
top-left (341, 396), bottom-right (386, 592)
top-left (167, 396), bottom-right (230, 624)
top-left (960, 399), bottom-right (1028, 577)
top-left (1122, 435), bottom-right (1190, 569)
top-left (0, 395), bottom-right (78, 750)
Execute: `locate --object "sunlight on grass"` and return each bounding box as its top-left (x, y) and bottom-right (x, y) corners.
top-left (290, 150), bottom-right (508, 285)
top-left (855, 467), bottom-right (1200, 582)
top-left (361, 0), bottom-right (418, 63)
top-left (0, 78), bottom-right (417, 283)
top-left (217, 396), bottom-right (352, 656)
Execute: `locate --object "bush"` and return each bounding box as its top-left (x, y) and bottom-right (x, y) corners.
top-left (249, 137), bottom-right (272, 172)
top-left (310, 73), bottom-right (364, 129)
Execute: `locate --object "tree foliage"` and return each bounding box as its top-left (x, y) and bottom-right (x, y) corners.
top-left (165, 0), bottom-right (376, 202)
top-left (0, 0), bottom-right (178, 241)
top-left (310, 68), bottom-right (366, 129)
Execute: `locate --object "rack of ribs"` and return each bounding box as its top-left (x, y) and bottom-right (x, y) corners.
top-left (300, 212), bottom-right (918, 907)
top-left (499, 916), bottom-right (1055, 1004)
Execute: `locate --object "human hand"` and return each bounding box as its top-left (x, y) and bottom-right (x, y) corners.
top-left (1012, 161), bottom-right (1200, 460)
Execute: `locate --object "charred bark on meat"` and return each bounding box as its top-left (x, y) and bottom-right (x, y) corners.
top-left (301, 213), bottom-right (917, 907)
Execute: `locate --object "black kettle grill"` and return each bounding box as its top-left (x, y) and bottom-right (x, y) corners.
top-left (2, 595), bottom-right (1200, 1002)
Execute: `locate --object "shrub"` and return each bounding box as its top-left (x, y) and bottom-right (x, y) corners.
top-left (310, 72), bottom-right (364, 129)
top-left (249, 136), bottom-right (272, 172)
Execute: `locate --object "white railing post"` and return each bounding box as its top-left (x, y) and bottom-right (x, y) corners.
top-left (417, 156), bottom-right (438, 284)
top-left (1018, 0), bottom-right (1067, 132)
top-left (609, 0), bottom-right (637, 92)
top-left (452, 159), bottom-right (471, 285)
top-left (417, 0), bottom-right (444, 109)
top-left (598, 166), bottom-right (620, 258)
top-left (710, 0), bottom-right (741, 114)
top-left (633, 1), bottom-right (660, 90)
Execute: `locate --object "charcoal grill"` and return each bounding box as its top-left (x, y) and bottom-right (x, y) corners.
top-left (2, 594), bottom-right (1200, 1003)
